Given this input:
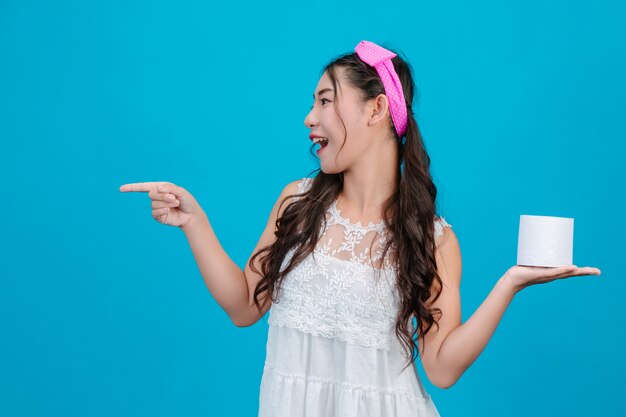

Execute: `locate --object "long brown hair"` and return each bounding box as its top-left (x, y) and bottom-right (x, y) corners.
top-left (249, 45), bottom-right (444, 372)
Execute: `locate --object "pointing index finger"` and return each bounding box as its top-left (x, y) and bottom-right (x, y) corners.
top-left (119, 182), bottom-right (160, 193)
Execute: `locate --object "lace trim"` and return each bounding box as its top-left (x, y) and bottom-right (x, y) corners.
top-left (296, 177), bottom-right (313, 196)
top-left (329, 199), bottom-right (386, 232)
top-left (264, 363), bottom-right (431, 402)
top-left (268, 317), bottom-right (398, 352)
top-left (434, 216), bottom-right (452, 242)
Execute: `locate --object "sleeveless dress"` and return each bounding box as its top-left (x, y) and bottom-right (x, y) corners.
top-left (258, 177), bottom-right (452, 417)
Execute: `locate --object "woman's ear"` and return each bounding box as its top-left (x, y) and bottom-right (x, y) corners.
top-left (368, 94), bottom-right (389, 126)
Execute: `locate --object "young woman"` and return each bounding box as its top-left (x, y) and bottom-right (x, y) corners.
top-left (120, 40), bottom-right (601, 417)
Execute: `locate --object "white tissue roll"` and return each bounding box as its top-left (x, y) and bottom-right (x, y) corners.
top-left (517, 215), bottom-right (574, 267)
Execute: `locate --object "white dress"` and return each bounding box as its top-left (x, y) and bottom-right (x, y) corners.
top-left (258, 177), bottom-right (452, 417)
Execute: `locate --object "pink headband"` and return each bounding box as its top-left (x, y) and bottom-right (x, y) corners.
top-left (354, 40), bottom-right (408, 138)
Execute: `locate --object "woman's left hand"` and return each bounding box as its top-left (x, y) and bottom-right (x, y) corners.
top-left (504, 264), bottom-right (602, 293)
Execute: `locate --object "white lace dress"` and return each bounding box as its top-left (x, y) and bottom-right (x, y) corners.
top-left (258, 177), bottom-right (452, 417)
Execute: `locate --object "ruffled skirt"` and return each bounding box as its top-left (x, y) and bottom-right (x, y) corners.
top-left (258, 325), bottom-right (441, 417)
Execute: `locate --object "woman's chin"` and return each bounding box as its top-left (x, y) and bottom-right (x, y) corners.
top-left (319, 163), bottom-right (342, 175)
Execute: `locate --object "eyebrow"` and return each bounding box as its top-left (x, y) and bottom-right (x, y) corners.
top-left (312, 88), bottom-right (334, 99)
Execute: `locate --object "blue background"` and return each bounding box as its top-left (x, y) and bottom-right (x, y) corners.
top-left (1, 0), bottom-right (624, 416)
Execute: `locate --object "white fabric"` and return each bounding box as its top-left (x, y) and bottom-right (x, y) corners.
top-left (258, 177), bottom-right (452, 417)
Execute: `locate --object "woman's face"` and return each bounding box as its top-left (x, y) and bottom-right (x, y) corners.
top-left (304, 69), bottom-right (374, 174)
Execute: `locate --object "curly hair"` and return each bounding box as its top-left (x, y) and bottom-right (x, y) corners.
top-left (249, 46), bottom-right (444, 372)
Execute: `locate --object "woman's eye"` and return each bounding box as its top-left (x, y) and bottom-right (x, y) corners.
top-left (310, 98), bottom-right (331, 110)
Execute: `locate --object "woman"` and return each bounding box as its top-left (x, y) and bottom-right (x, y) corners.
top-left (120, 40), bottom-right (601, 417)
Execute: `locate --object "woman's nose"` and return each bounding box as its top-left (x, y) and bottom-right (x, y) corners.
top-left (304, 109), bottom-right (317, 128)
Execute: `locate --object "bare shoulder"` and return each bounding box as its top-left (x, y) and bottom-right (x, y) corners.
top-left (278, 177), bottom-right (314, 213)
top-left (257, 177), bottom-right (307, 253)
top-left (277, 178), bottom-right (306, 213)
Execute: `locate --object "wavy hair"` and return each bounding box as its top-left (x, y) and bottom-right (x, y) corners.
top-left (249, 45), bottom-right (444, 372)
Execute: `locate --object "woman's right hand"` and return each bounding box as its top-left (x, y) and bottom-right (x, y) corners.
top-left (119, 181), bottom-right (205, 229)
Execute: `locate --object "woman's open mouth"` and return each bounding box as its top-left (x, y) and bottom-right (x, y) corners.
top-left (314, 137), bottom-right (329, 154)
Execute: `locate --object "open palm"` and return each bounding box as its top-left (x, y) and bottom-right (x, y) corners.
top-left (505, 264), bottom-right (602, 293)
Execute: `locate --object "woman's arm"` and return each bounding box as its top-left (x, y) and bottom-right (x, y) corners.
top-left (430, 272), bottom-right (517, 388)
top-left (418, 226), bottom-right (517, 389)
top-left (181, 180), bottom-right (301, 327)
top-left (181, 212), bottom-right (251, 326)
top-left (419, 228), bottom-right (599, 389)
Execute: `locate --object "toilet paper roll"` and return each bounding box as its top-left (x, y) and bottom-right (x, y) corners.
top-left (517, 215), bottom-right (574, 267)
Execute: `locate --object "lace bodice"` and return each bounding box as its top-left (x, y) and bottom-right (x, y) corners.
top-left (267, 177), bottom-right (453, 352)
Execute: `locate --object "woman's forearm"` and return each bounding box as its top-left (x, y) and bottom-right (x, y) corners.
top-left (181, 213), bottom-right (250, 326)
top-left (435, 275), bottom-right (518, 387)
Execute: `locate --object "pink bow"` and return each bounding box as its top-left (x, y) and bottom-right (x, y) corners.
top-left (354, 40), bottom-right (408, 138)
